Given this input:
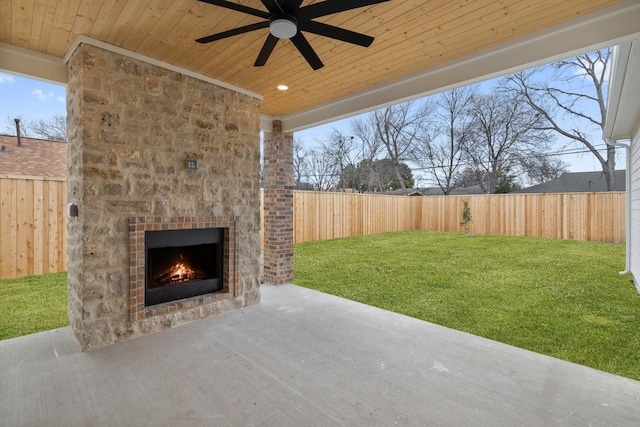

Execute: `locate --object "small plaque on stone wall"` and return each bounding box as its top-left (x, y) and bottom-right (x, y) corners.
top-left (186, 158), bottom-right (198, 170)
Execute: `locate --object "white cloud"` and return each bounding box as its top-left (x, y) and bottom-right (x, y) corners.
top-left (0, 73), bottom-right (15, 84)
top-left (32, 89), bottom-right (55, 102)
top-left (56, 96), bottom-right (65, 103)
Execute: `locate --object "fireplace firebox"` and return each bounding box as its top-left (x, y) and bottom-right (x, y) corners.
top-left (145, 228), bottom-right (224, 306)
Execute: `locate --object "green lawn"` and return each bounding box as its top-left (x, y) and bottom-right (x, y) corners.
top-left (294, 231), bottom-right (640, 381)
top-left (3, 233), bottom-right (640, 380)
top-left (0, 272), bottom-right (68, 340)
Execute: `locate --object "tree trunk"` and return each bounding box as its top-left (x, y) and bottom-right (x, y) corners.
top-left (395, 165), bottom-right (407, 194)
top-left (605, 144), bottom-right (616, 191)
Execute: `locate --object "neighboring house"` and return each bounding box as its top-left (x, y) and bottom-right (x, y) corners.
top-left (379, 188), bottom-right (425, 196)
top-left (0, 133), bottom-right (67, 179)
top-left (514, 171), bottom-right (626, 193)
top-left (421, 185), bottom-right (486, 196)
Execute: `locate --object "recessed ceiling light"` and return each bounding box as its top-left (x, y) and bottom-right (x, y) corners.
top-left (277, 85), bottom-right (289, 91)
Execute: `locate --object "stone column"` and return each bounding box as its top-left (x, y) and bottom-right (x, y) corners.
top-left (263, 120), bottom-right (294, 284)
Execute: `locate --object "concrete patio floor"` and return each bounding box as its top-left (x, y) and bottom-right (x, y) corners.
top-left (2, 284), bottom-right (640, 426)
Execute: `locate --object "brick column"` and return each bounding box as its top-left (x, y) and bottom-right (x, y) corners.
top-left (263, 120), bottom-right (294, 284)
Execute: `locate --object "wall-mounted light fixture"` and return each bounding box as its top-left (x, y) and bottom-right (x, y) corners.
top-left (68, 203), bottom-right (79, 218)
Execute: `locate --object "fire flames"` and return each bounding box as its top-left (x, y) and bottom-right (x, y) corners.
top-left (155, 255), bottom-right (204, 286)
top-left (168, 261), bottom-right (193, 282)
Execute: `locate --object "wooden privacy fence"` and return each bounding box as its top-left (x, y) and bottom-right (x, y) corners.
top-left (0, 179), bottom-right (624, 279)
top-left (291, 191), bottom-right (626, 244)
top-left (0, 176), bottom-right (67, 279)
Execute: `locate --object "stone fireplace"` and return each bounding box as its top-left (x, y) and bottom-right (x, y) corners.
top-left (65, 41), bottom-right (262, 351)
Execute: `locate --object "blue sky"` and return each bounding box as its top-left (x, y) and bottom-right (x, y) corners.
top-left (0, 69), bottom-right (617, 175)
top-left (0, 72), bottom-right (66, 133)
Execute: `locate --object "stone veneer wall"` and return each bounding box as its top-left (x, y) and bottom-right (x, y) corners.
top-left (66, 43), bottom-right (261, 351)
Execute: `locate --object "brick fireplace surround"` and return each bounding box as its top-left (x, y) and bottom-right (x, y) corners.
top-left (65, 42), bottom-right (271, 351)
top-left (128, 215), bottom-right (238, 321)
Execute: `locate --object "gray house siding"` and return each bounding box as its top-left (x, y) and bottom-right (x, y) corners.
top-left (629, 126), bottom-right (640, 291)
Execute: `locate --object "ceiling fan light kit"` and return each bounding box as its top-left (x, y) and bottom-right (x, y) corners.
top-left (270, 15), bottom-right (298, 39)
top-left (196, 0), bottom-right (390, 70)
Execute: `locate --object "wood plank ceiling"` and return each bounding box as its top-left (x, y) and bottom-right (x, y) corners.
top-left (0, 0), bottom-right (628, 119)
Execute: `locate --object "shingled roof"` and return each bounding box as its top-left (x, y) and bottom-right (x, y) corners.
top-left (0, 133), bottom-right (67, 179)
top-left (514, 170), bottom-right (626, 193)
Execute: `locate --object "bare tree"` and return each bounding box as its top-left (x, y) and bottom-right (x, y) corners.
top-left (30, 114), bottom-right (67, 141)
top-left (465, 92), bottom-right (554, 193)
top-left (504, 49), bottom-right (615, 189)
top-left (457, 168), bottom-right (489, 191)
top-left (350, 117), bottom-right (384, 162)
top-left (5, 115), bottom-right (33, 136)
top-left (349, 119), bottom-right (384, 191)
top-left (521, 154), bottom-right (567, 185)
top-left (413, 86), bottom-right (475, 194)
top-left (352, 100), bottom-right (434, 194)
top-left (5, 114), bottom-right (67, 141)
top-left (321, 129), bottom-right (358, 191)
top-left (293, 136), bottom-right (310, 189)
top-left (306, 147), bottom-right (338, 191)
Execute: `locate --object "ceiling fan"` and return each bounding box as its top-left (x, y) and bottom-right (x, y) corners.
top-left (195, 0), bottom-right (390, 70)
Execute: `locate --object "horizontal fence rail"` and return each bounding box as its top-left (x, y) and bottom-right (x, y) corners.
top-left (290, 190), bottom-right (626, 245)
top-left (1, 178), bottom-right (625, 279)
top-left (0, 176), bottom-right (68, 279)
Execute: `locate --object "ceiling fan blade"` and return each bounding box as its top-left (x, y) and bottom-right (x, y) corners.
top-left (291, 32), bottom-right (324, 70)
top-left (196, 21), bottom-right (269, 43)
top-left (198, 0), bottom-right (270, 19)
top-left (260, 0), bottom-right (303, 14)
top-left (301, 21), bottom-right (374, 47)
top-left (282, 0), bottom-right (304, 11)
top-left (260, 0), bottom-right (279, 13)
top-left (254, 34), bottom-right (279, 66)
top-left (300, 0), bottom-right (390, 20)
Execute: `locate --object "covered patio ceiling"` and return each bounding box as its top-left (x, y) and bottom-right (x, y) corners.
top-left (1, 0), bottom-right (639, 131)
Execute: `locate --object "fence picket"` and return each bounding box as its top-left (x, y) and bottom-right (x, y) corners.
top-left (0, 176), bottom-right (67, 279)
